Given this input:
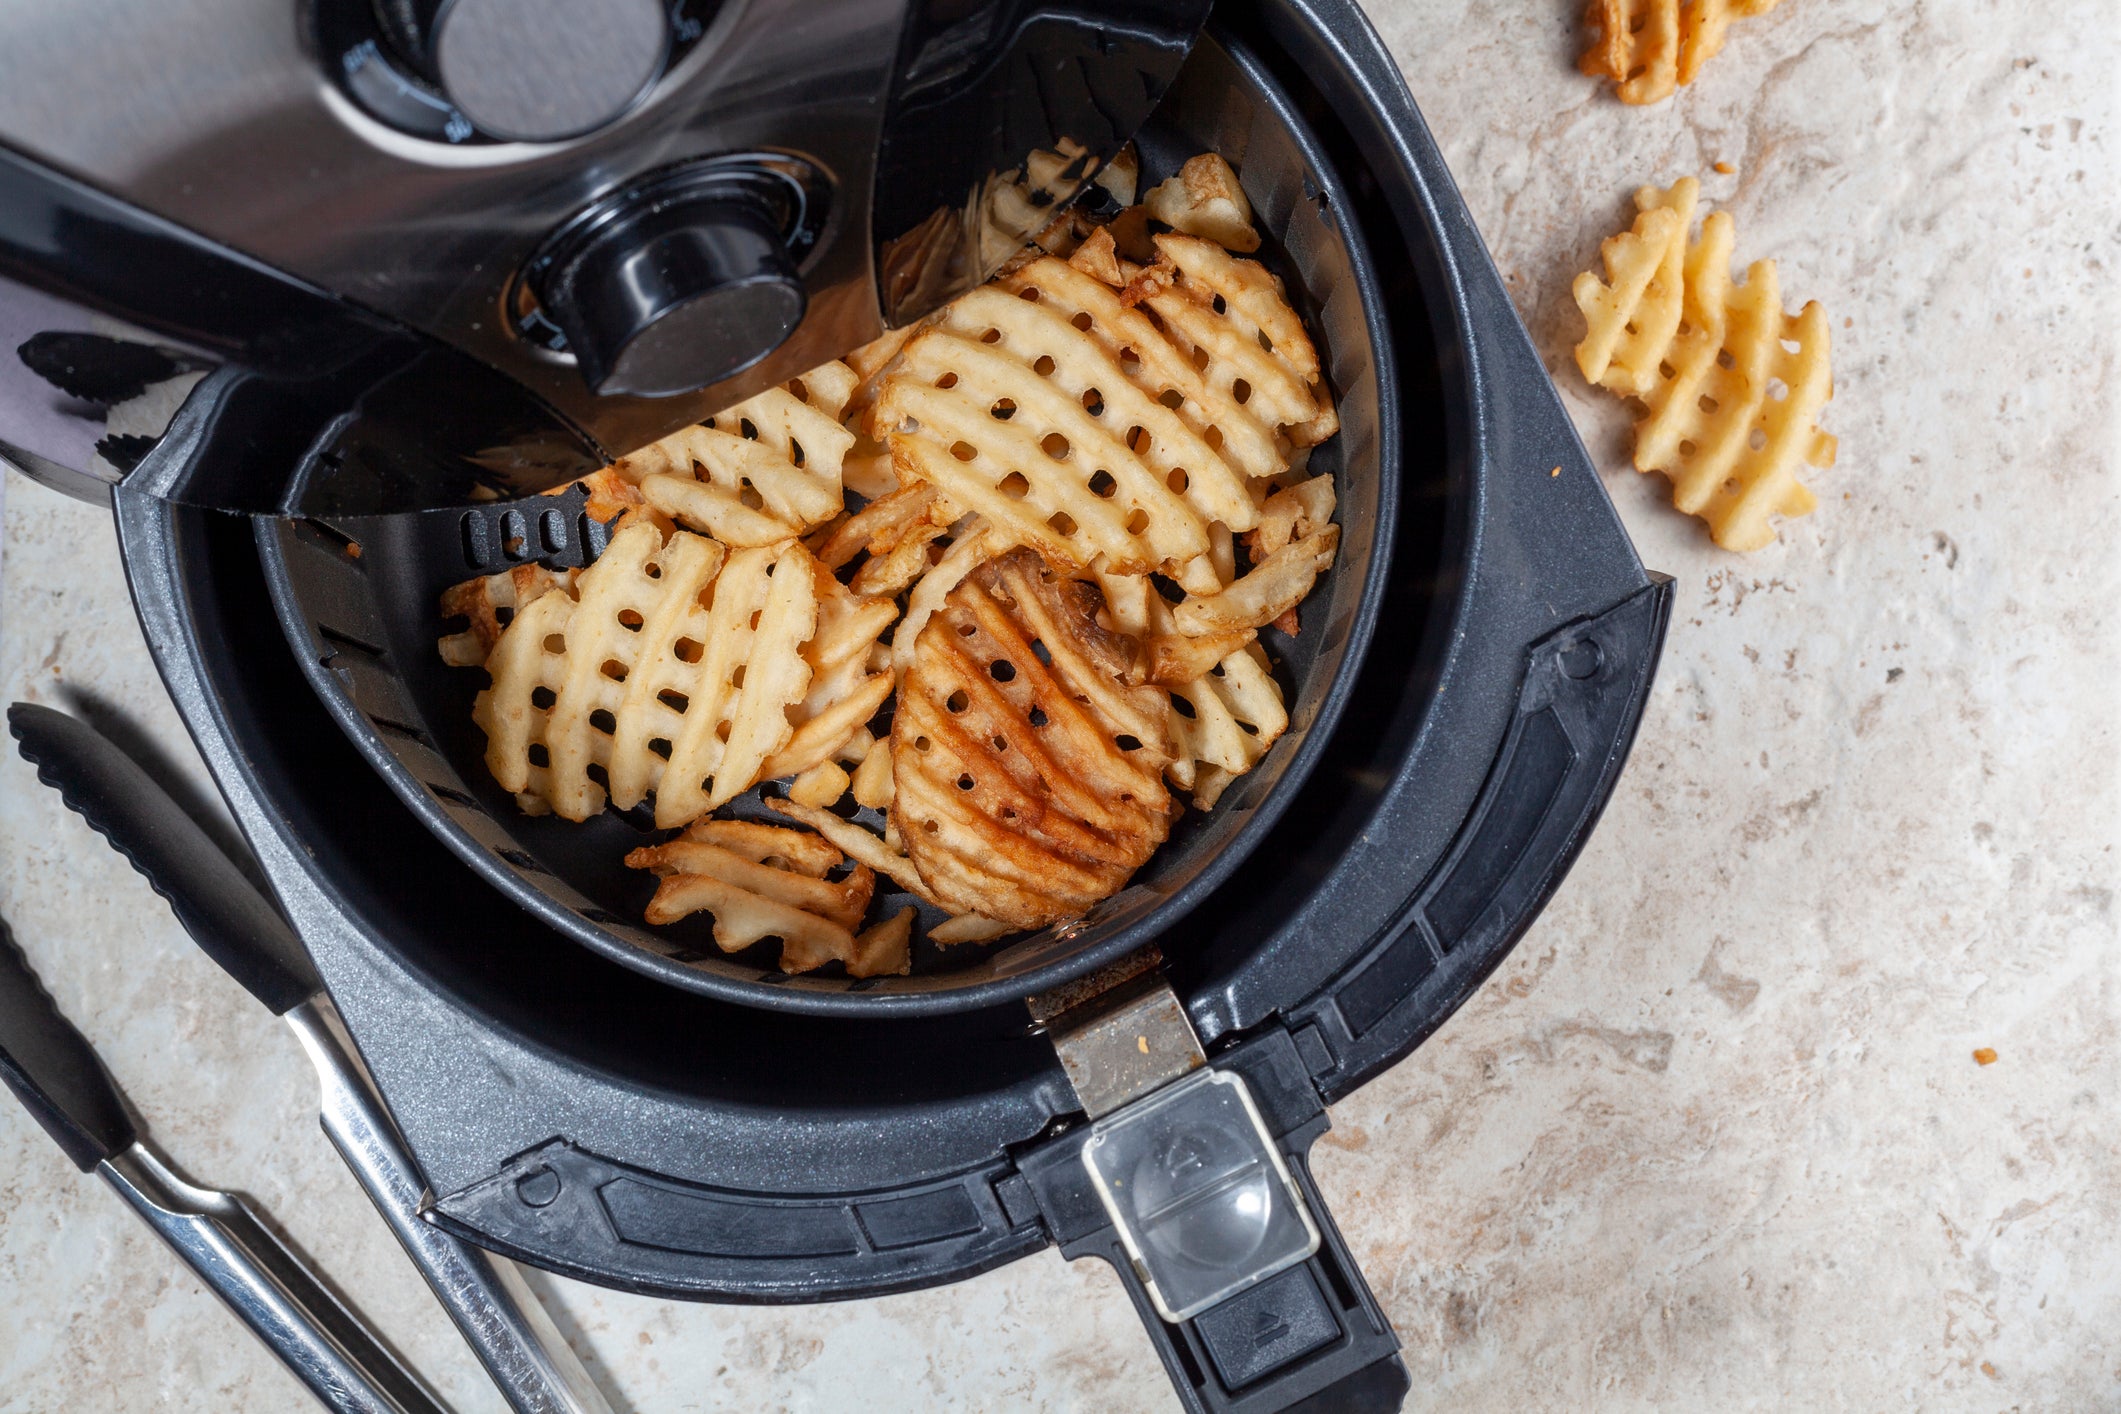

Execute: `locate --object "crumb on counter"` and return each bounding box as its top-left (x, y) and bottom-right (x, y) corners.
top-left (1713, 160), bottom-right (1735, 175)
top-left (1973, 1047), bottom-right (1998, 1065)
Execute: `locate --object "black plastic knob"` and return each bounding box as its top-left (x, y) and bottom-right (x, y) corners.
top-left (529, 175), bottom-right (808, 399)
top-left (374, 0), bottom-right (668, 142)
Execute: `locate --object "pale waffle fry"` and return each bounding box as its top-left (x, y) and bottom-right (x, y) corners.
top-left (613, 361), bottom-right (859, 544)
top-left (471, 523), bottom-right (823, 826)
top-left (892, 548), bottom-right (1173, 929)
top-left (626, 819), bottom-right (907, 977)
top-left (1165, 644), bottom-right (1288, 810)
top-left (766, 795), bottom-right (934, 902)
top-left (808, 481), bottom-right (962, 599)
top-left (1580, 0), bottom-right (1782, 105)
top-left (1574, 182), bottom-right (1694, 398)
top-left (871, 231), bottom-right (1333, 575)
top-left (889, 520), bottom-right (1001, 676)
top-left (1143, 235), bottom-right (1338, 448)
top-left (1573, 178), bottom-right (1836, 551)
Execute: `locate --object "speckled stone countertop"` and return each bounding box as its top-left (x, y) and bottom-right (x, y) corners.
top-left (2, 1), bottom-right (2116, 1409)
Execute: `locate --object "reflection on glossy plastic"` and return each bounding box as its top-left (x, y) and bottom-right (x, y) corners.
top-left (1081, 1068), bottom-right (1320, 1323)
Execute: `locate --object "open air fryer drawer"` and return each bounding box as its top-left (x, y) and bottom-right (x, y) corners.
top-left (103, 0), bottom-right (1671, 1409)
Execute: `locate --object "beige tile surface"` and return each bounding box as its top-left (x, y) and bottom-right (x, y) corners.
top-left (2, 0), bottom-right (2117, 1408)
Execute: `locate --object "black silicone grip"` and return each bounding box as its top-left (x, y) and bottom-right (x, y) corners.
top-left (9, 704), bottom-right (320, 1015)
top-left (0, 914), bottom-right (136, 1170)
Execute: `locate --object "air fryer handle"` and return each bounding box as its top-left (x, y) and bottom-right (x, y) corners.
top-left (1017, 1029), bottom-right (1411, 1413)
top-left (1108, 1150), bottom-right (1408, 1413)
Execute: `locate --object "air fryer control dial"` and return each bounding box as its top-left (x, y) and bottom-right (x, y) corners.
top-left (372, 0), bottom-right (669, 142)
top-left (526, 164), bottom-right (814, 398)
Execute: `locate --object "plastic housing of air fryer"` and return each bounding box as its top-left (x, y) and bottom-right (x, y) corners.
top-left (100, 0), bottom-right (1670, 1408)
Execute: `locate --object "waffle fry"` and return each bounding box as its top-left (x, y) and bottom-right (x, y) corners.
top-left (1245, 473), bottom-right (1337, 559)
top-left (471, 523), bottom-right (823, 825)
top-left (451, 149), bottom-right (1351, 977)
top-left (438, 562), bottom-right (574, 667)
top-left (1095, 143), bottom-right (1140, 208)
top-left (1573, 178), bottom-right (1836, 551)
top-left (930, 914), bottom-right (1010, 945)
top-left (1166, 644), bottom-right (1289, 810)
top-left (892, 549), bottom-right (1172, 929)
top-left (850, 740), bottom-right (895, 809)
top-left (1580, 0), bottom-right (1781, 105)
top-left (1143, 154), bottom-right (1260, 254)
top-left (614, 361), bottom-right (859, 544)
top-left (872, 232), bottom-right (1332, 575)
top-left (889, 521), bottom-right (1001, 675)
top-left (761, 561), bottom-right (898, 780)
top-left (1574, 182), bottom-right (1694, 398)
top-left (808, 481), bottom-right (963, 599)
top-left (626, 819), bottom-right (904, 977)
top-left (766, 796), bottom-right (933, 902)
top-left (1172, 523), bottom-right (1339, 635)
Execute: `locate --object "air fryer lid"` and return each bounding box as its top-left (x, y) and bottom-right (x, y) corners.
top-left (261, 29), bottom-right (1400, 1019)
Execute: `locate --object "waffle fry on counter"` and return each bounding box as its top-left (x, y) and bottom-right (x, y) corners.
top-left (1573, 176), bottom-right (1835, 552)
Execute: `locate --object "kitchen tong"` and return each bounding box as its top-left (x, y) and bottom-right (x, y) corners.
top-left (4, 702), bottom-right (614, 1414)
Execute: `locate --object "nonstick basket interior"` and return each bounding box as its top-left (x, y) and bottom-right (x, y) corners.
top-left (258, 31), bottom-right (1400, 1017)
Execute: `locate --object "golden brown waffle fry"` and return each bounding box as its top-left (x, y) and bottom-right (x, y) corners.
top-left (930, 913), bottom-right (1010, 945)
top-left (1143, 154), bottom-right (1260, 254)
top-left (761, 561), bottom-right (898, 780)
top-left (626, 819), bottom-right (900, 976)
top-left (808, 481), bottom-right (964, 599)
top-left (1172, 523), bottom-right (1339, 635)
top-left (1067, 227), bottom-right (1125, 287)
top-left (1573, 178), bottom-right (1836, 551)
top-left (892, 548), bottom-right (1172, 929)
top-left (852, 908), bottom-right (916, 976)
top-left (1166, 644), bottom-right (1288, 810)
top-left (613, 361), bottom-right (859, 545)
top-left (471, 523), bottom-right (825, 825)
top-left (438, 562), bottom-right (574, 667)
top-left (1580, 0), bottom-right (1782, 105)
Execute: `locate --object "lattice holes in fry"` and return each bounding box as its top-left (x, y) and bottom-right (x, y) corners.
top-left (614, 361), bottom-right (860, 545)
top-left (893, 549), bottom-right (1174, 928)
top-left (470, 522), bottom-right (823, 826)
top-left (870, 234), bottom-right (1333, 578)
top-left (1574, 178), bottom-right (1835, 551)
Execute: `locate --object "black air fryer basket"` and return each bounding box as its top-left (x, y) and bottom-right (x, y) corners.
top-left (104, 1), bottom-right (1671, 1409)
top-left (259, 30), bottom-right (1398, 1014)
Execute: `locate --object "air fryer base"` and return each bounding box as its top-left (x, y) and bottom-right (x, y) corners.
top-left (110, 0), bottom-right (1669, 1351)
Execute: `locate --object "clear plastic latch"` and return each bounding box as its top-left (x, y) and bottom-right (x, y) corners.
top-left (1081, 1068), bottom-right (1322, 1323)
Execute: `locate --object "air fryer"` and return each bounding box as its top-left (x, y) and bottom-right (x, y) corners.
top-left (1, 0), bottom-right (1671, 1409)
